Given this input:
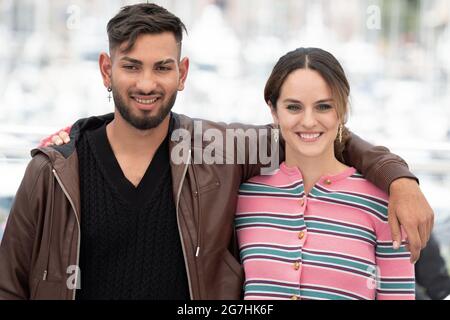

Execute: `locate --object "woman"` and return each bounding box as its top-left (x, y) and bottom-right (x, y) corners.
top-left (235, 48), bottom-right (415, 300)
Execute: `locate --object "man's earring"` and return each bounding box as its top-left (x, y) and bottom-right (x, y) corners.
top-left (107, 87), bottom-right (112, 102)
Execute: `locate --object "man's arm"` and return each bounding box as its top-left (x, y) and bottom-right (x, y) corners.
top-left (343, 132), bottom-right (434, 264)
top-left (43, 124), bottom-right (434, 263)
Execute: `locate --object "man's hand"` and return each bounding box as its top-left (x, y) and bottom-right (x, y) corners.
top-left (388, 178), bottom-right (434, 264)
top-left (40, 128), bottom-right (71, 147)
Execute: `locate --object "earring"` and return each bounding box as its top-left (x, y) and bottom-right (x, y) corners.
top-left (273, 125), bottom-right (279, 144)
top-left (107, 87), bottom-right (112, 102)
top-left (338, 124), bottom-right (343, 144)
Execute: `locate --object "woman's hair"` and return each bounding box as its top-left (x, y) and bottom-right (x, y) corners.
top-left (264, 47), bottom-right (351, 161)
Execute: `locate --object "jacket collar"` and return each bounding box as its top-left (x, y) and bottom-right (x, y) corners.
top-left (30, 112), bottom-right (195, 160)
top-left (28, 112), bottom-right (195, 219)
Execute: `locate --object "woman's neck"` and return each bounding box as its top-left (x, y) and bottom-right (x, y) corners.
top-left (285, 147), bottom-right (349, 195)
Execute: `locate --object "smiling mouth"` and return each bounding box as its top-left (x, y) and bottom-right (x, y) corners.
top-left (296, 132), bottom-right (323, 142)
top-left (131, 97), bottom-right (160, 105)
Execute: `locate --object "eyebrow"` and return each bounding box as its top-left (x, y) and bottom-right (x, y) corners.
top-left (282, 98), bottom-right (334, 104)
top-left (120, 57), bottom-right (176, 66)
top-left (155, 58), bottom-right (176, 66)
top-left (315, 99), bottom-right (334, 104)
top-left (120, 57), bottom-right (143, 65)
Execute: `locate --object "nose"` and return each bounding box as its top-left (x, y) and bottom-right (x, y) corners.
top-left (301, 107), bottom-right (318, 129)
top-left (135, 70), bottom-right (158, 94)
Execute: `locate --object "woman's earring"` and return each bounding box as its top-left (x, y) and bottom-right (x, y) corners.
top-left (273, 125), bottom-right (279, 144)
top-left (107, 87), bottom-right (112, 102)
top-left (338, 124), bottom-right (343, 144)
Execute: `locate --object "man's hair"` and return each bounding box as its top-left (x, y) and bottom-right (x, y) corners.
top-left (106, 3), bottom-right (187, 54)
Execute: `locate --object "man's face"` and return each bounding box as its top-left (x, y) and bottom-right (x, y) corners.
top-left (107, 32), bottom-right (188, 130)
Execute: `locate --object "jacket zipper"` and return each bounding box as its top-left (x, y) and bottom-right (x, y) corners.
top-left (176, 149), bottom-right (194, 300)
top-left (42, 175), bottom-right (55, 281)
top-left (190, 165), bottom-right (202, 258)
top-left (52, 169), bottom-right (81, 300)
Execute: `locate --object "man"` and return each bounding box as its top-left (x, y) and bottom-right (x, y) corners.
top-left (0, 3), bottom-right (433, 300)
top-left (415, 234), bottom-right (450, 300)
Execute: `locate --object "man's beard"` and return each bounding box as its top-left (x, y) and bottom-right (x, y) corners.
top-left (111, 85), bottom-right (177, 130)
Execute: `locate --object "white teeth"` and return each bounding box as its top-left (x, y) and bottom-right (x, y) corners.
top-left (299, 133), bottom-right (321, 139)
top-left (134, 97), bottom-right (158, 104)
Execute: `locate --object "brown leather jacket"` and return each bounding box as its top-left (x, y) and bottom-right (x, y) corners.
top-left (0, 112), bottom-right (416, 300)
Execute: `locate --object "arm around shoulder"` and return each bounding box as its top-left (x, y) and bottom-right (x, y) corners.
top-left (343, 131), bottom-right (417, 194)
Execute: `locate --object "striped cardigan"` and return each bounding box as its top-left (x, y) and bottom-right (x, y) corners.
top-left (235, 162), bottom-right (415, 300)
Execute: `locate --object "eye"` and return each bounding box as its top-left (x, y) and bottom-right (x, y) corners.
top-left (316, 104), bottom-right (333, 111)
top-left (287, 104), bottom-right (301, 112)
top-left (123, 65), bottom-right (138, 71)
top-left (156, 66), bottom-right (171, 71)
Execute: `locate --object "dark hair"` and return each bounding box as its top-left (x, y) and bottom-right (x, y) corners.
top-left (264, 47), bottom-right (351, 161)
top-left (107, 3), bottom-right (187, 54)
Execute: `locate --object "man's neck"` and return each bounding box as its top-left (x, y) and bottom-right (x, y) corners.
top-left (104, 111), bottom-right (171, 187)
top-left (106, 111), bottom-right (170, 156)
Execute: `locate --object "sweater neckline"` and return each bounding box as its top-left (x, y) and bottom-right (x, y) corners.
top-left (279, 161), bottom-right (357, 186)
top-left (85, 123), bottom-right (171, 205)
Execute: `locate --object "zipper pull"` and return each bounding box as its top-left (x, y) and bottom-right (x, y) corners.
top-left (43, 270), bottom-right (48, 281)
top-left (195, 246), bottom-right (200, 257)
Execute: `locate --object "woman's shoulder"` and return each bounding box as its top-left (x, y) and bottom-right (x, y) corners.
top-left (240, 165), bottom-right (300, 190)
top-left (343, 171), bottom-right (389, 202)
top-left (242, 167), bottom-right (278, 183)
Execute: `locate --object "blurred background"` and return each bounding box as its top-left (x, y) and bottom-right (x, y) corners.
top-left (0, 0), bottom-right (449, 299)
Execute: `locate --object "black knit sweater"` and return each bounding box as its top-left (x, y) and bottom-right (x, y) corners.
top-left (75, 123), bottom-right (189, 300)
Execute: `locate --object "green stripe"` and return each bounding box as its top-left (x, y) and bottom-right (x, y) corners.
top-left (376, 246), bottom-right (409, 254)
top-left (351, 173), bottom-right (364, 177)
top-left (300, 289), bottom-right (354, 300)
top-left (310, 188), bottom-right (387, 218)
top-left (305, 221), bottom-right (376, 242)
top-left (245, 284), bottom-right (299, 295)
top-left (378, 282), bottom-right (415, 290)
top-left (302, 251), bottom-right (373, 273)
top-left (235, 217), bottom-right (304, 227)
top-left (240, 183), bottom-right (303, 196)
top-left (240, 248), bottom-right (301, 260)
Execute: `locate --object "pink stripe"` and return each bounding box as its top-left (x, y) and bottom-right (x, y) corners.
top-left (237, 228), bottom-right (302, 246)
top-left (303, 232), bottom-right (376, 262)
top-left (237, 196), bottom-right (303, 214)
top-left (244, 260), bottom-right (300, 282)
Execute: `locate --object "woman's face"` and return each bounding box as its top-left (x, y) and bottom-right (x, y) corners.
top-left (272, 68), bottom-right (340, 161)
